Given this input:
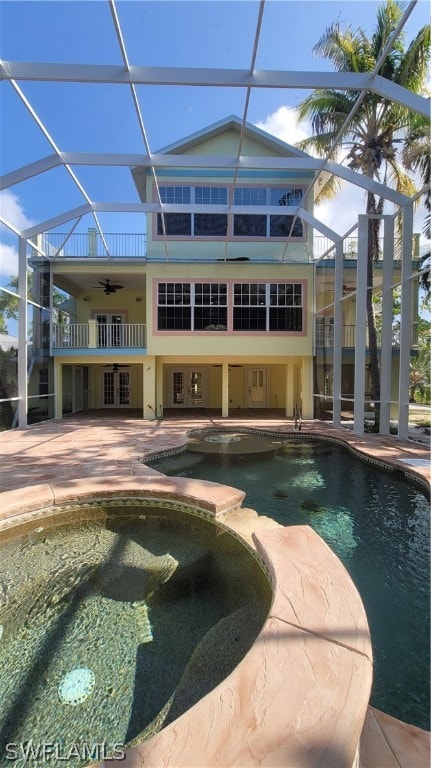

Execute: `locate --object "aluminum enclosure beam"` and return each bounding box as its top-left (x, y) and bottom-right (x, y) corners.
top-left (1, 62), bottom-right (428, 117)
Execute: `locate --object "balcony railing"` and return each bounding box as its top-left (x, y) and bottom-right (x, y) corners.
top-left (52, 322), bottom-right (147, 349)
top-left (35, 231), bottom-right (146, 259)
top-left (315, 323), bottom-right (419, 349)
top-left (313, 234), bottom-right (420, 261)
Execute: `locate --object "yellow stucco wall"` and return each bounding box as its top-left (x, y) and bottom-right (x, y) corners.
top-left (145, 262), bottom-right (313, 357)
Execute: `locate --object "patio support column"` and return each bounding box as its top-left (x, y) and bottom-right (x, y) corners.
top-left (301, 357), bottom-right (313, 419)
top-left (221, 362), bottom-right (229, 417)
top-left (17, 236), bottom-right (28, 428)
top-left (285, 363), bottom-right (293, 418)
top-left (54, 361), bottom-right (63, 419)
top-left (332, 240), bottom-right (343, 427)
top-left (353, 215), bottom-right (368, 436)
top-left (143, 357), bottom-right (156, 420)
top-left (397, 203), bottom-right (413, 440)
top-left (155, 357), bottom-right (163, 418)
top-left (379, 216), bottom-right (395, 435)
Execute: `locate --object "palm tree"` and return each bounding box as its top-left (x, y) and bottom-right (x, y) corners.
top-left (402, 113), bottom-right (430, 297)
top-left (297, 0), bottom-right (430, 430)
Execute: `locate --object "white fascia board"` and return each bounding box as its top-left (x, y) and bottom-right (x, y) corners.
top-left (23, 204), bottom-right (92, 237)
top-left (0, 155), bottom-right (61, 190)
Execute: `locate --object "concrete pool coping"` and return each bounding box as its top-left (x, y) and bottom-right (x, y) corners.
top-left (0, 414), bottom-right (430, 766)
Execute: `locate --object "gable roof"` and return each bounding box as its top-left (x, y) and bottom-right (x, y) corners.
top-left (156, 114), bottom-right (311, 158)
top-left (132, 115), bottom-right (312, 201)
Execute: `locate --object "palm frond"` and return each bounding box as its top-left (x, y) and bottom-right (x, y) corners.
top-left (313, 173), bottom-right (342, 204)
top-left (395, 24), bottom-right (431, 91)
top-left (373, 0), bottom-right (405, 76)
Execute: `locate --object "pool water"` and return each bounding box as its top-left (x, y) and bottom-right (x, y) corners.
top-left (150, 436), bottom-right (430, 730)
top-left (0, 505), bottom-right (271, 766)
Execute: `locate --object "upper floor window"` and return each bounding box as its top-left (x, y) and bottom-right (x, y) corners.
top-left (154, 184), bottom-right (305, 240)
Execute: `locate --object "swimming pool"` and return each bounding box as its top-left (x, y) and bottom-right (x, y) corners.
top-left (148, 433), bottom-right (430, 730)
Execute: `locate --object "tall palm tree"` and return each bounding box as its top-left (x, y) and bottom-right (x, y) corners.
top-left (297, 0), bottom-right (430, 430)
top-left (402, 113), bottom-right (430, 297)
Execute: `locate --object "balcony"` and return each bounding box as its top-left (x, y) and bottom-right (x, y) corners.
top-left (315, 323), bottom-right (419, 349)
top-left (52, 322), bottom-right (147, 350)
top-left (313, 234), bottom-right (420, 261)
top-left (36, 231), bottom-right (146, 259)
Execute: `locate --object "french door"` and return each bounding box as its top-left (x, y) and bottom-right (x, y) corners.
top-left (96, 313), bottom-right (125, 347)
top-left (169, 368), bottom-right (207, 408)
top-left (103, 369), bottom-right (131, 407)
top-left (247, 368), bottom-right (267, 408)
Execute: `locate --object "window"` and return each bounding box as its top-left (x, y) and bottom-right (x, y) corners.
top-left (233, 283), bottom-right (303, 331)
top-left (194, 283), bottom-right (227, 330)
top-left (233, 188), bottom-right (267, 206)
top-left (157, 282), bottom-right (227, 331)
top-left (157, 283), bottom-right (191, 330)
top-left (269, 215), bottom-right (303, 238)
top-left (194, 214), bottom-right (228, 236)
top-left (157, 213), bottom-right (191, 236)
top-left (155, 184), bottom-right (305, 240)
top-left (268, 283), bottom-right (303, 331)
top-left (159, 186), bottom-right (191, 204)
top-left (195, 187), bottom-right (227, 204)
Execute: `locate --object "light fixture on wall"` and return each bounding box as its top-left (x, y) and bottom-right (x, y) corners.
top-left (136, 296), bottom-right (143, 302)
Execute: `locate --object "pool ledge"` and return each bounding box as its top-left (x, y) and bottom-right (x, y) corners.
top-left (108, 521), bottom-right (373, 768)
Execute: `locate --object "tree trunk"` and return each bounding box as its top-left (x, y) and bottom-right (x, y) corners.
top-left (366, 193), bottom-right (384, 431)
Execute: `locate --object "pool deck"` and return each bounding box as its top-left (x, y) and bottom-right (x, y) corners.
top-left (0, 411), bottom-right (430, 767)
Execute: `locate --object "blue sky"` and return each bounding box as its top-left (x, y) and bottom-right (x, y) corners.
top-left (0, 0), bottom-right (430, 258)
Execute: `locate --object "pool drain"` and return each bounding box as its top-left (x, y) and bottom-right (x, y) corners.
top-left (58, 667), bottom-right (95, 705)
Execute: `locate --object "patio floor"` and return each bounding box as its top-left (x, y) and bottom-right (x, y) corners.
top-left (1, 410), bottom-right (429, 494)
top-left (0, 411), bottom-right (429, 767)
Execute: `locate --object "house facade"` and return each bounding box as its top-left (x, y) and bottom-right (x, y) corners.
top-left (15, 116), bottom-right (418, 430)
top-left (48, 117), bottom-right (316, 421)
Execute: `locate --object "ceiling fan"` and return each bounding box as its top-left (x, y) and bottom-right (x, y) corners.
top-left (94, 279), bottom-right (124, 295)
top-left (104, 363), bottom-right (129, 372)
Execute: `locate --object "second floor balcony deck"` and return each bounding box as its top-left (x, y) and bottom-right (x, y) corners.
top-left (52, 322), bottom-right (147, 350)
top-left (315, 322), bottom-right (419, 349)
top-left (35, 231), bottom-right (420, 262)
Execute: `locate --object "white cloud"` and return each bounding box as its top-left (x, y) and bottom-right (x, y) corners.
top-left (255, 105), bottom-right (310, 147)
top-left (0, 189), bottom-right (35, 232)
top-left (0, 242), bottom-right (19, 280)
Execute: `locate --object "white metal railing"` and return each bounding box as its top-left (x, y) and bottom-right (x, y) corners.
top-left (315, 322), bottom-right (419, 349)
top-left (52, 323), bottom-right (146, 348)
top-left (53, 323), bottom-right (89, 348)
top-left (96, 324), bottom-right (146, 348)
top-left (36, 231), bottom-right (146, 259)
top-left (313, 234), bottom-right (420, 261)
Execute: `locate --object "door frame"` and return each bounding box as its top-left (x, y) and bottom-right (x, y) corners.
top-left (247, 367), bottom-right (268, 408)
top-left (102, 367), bottom-right (132, 408)
top-left (166, 367), bottom-right (208, 408)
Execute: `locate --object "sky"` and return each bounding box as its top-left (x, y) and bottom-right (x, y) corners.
top-left (0, 0), bottom-right (430, 281)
